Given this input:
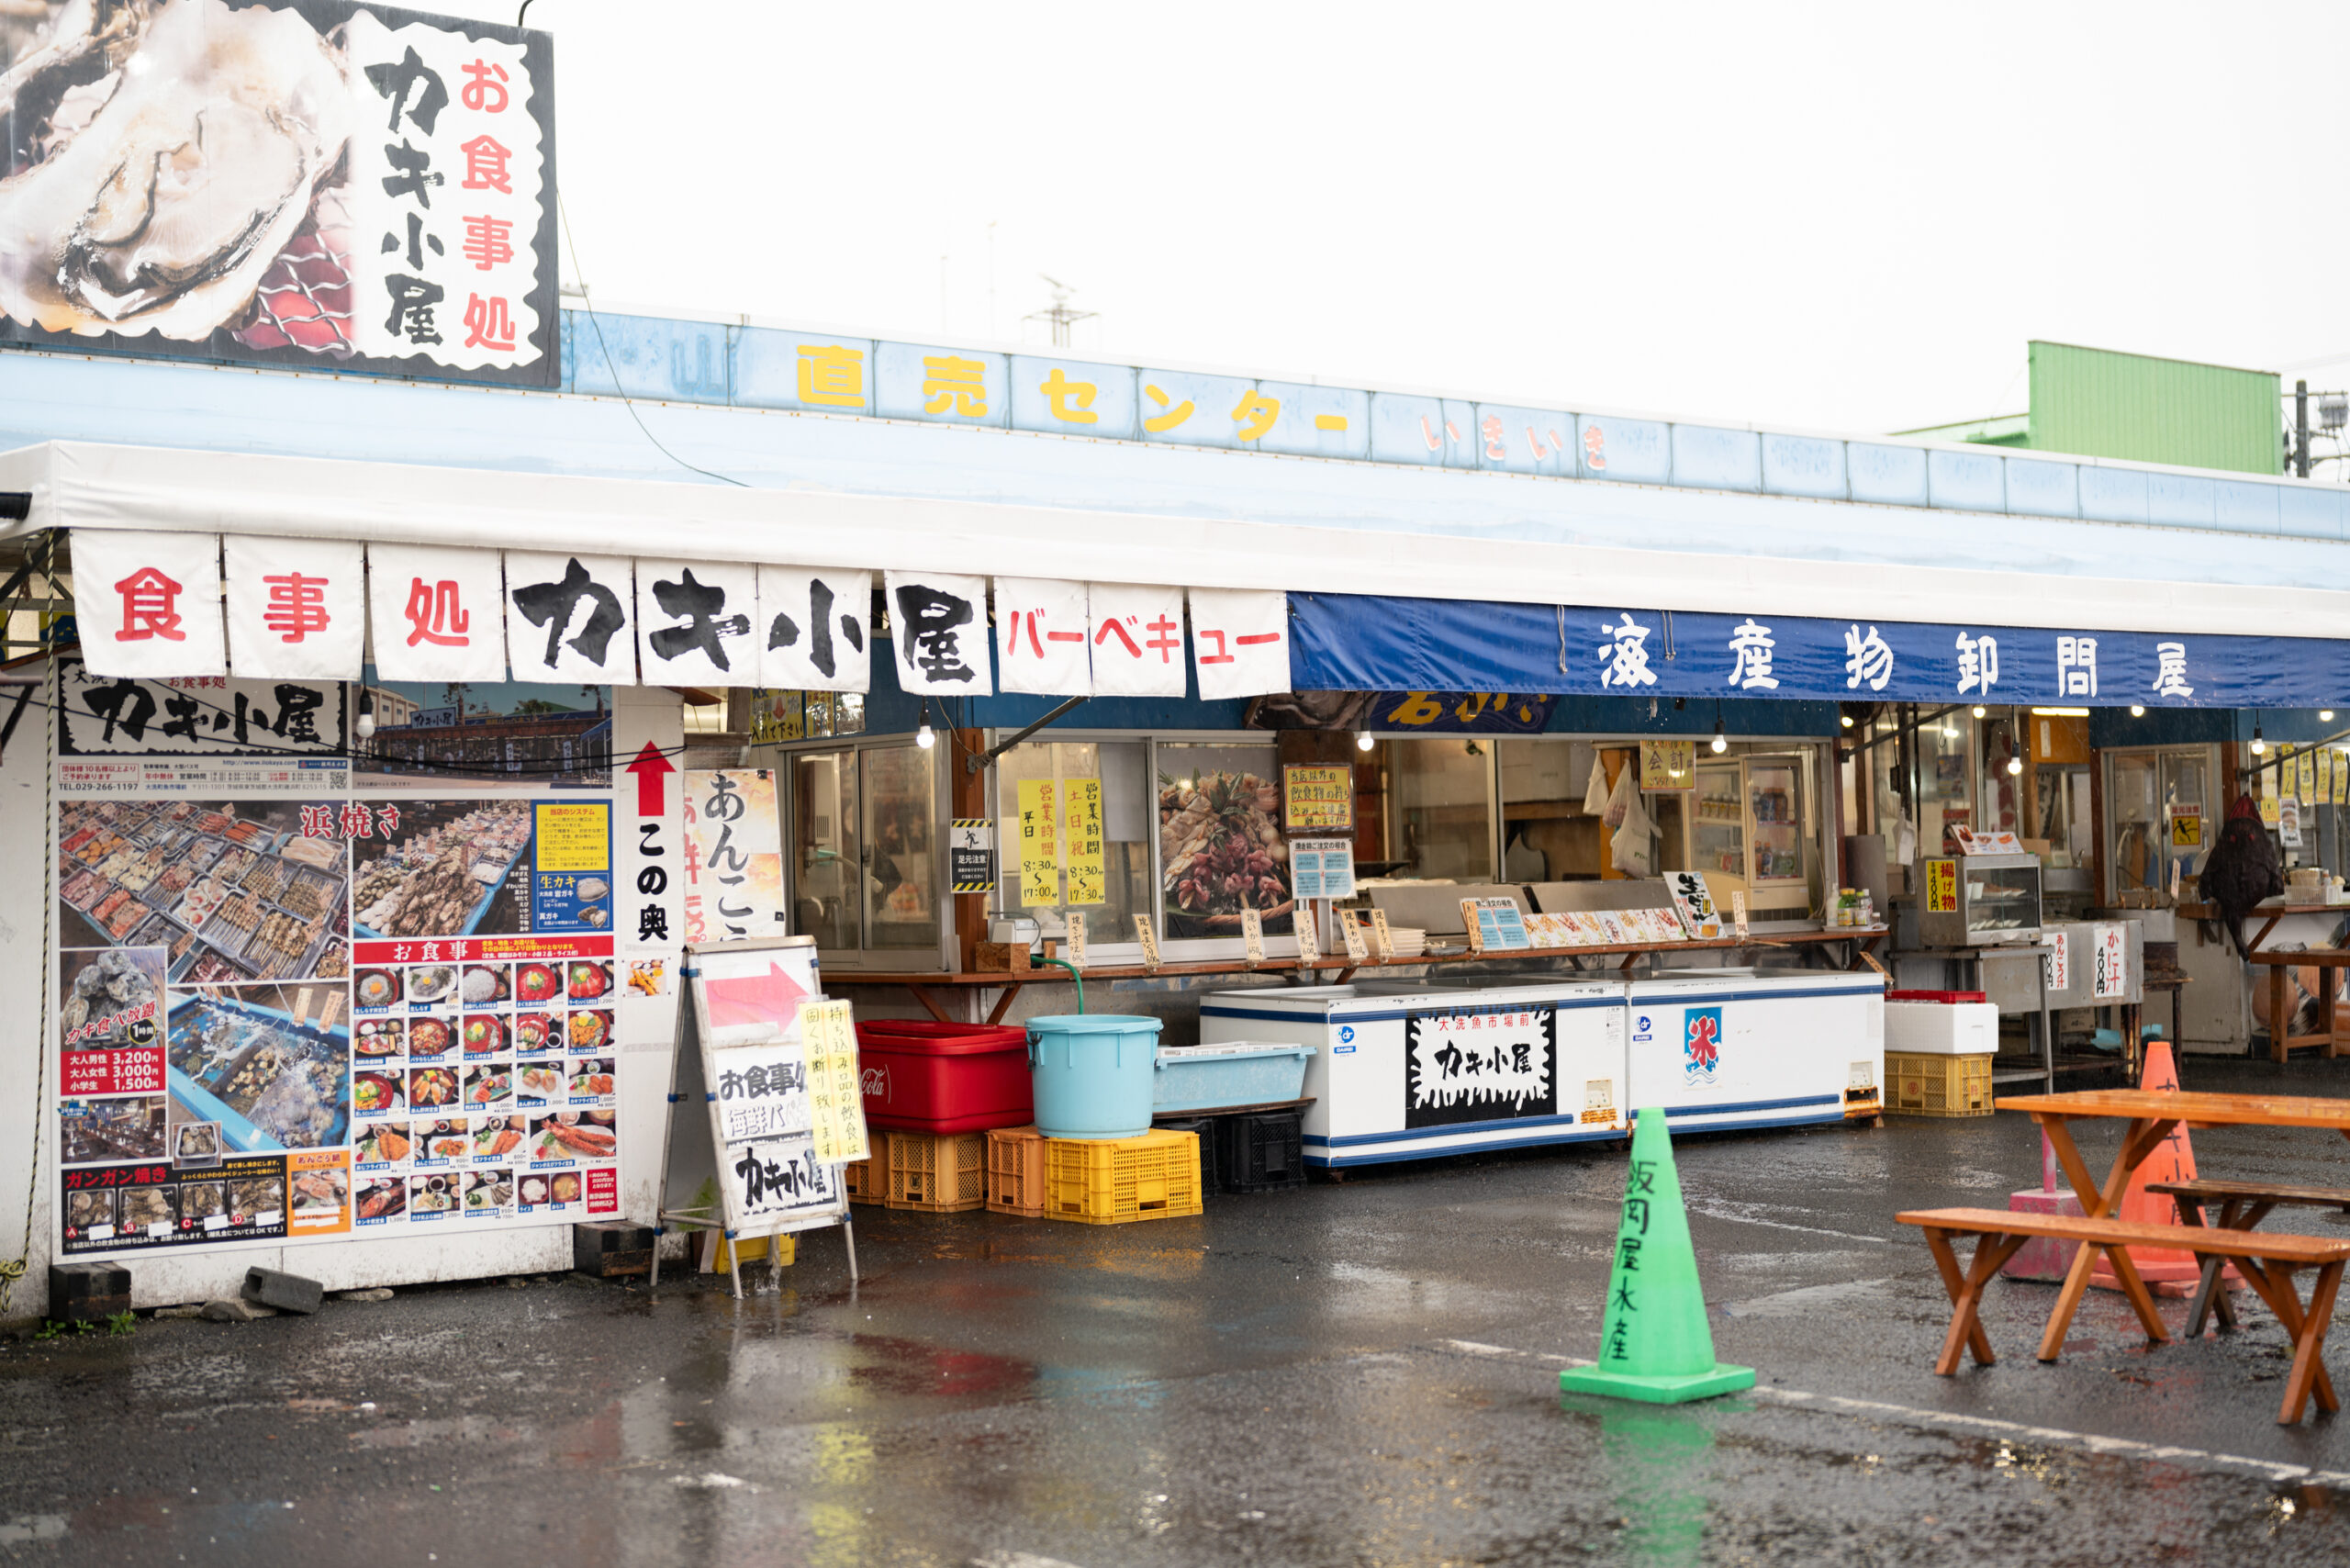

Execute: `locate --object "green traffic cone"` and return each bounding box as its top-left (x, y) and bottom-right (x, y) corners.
top-left (1560, 1107), bottom-right (1754, 1405)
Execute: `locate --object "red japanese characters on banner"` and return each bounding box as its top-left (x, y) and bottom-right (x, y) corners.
top-left (367, 545), bottom-right (508, 682)
top-left (1088, 582), bottom-right (1187, 698)
top-left (994, 577), bottom-right (1091, 697)
top-left (68, 531), bottom-right (227, 679)
top-left (223, 536), bottom-right (365, 680)
top-left (1187, 587), bottom-right (1292, 700)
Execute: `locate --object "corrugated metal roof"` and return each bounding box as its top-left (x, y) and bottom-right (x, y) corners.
top-left (2029, 341), bottom-right (2281, 476)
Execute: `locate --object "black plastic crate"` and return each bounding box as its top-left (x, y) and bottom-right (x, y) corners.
top-left (1153, 1116), bottom-right (1220, 1193)
top-left (1213, 1109), bottom-right (1304, 1193)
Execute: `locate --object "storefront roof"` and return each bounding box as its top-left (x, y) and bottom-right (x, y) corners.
top-left (2, 318), bottom-right (2348, 642)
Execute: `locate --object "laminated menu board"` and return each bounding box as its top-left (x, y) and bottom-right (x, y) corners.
top-left (53, 663), bottom-right (624, 1260)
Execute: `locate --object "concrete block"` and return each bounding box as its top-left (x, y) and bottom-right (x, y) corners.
top-left (201, 1298), bottom-right (277, 1322)
top-left (47, 1262), bottom-right (129, 1323)
top-left (573, 1220), bottom-right (655, 1278)
top-left (241, 1267), bottom-right (323, 1316)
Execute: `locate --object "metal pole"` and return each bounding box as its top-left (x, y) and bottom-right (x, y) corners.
top-left (2298, 379), bottom-right (2311, 479)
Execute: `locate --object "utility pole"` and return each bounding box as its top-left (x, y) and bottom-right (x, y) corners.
top-left (2297, 379), bottom-right (2311, 478)
top-left (1025, 275), bottom-right (1096, 348)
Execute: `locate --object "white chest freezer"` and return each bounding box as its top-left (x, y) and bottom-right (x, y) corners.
top-left (1624, 969), bottom-right (1884, 1135)
top-left (1198, 978), bottom-right (1628, 1170)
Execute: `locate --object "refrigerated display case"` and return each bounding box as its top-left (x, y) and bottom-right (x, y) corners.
top-left (1684, 756), bottom-right (1811, 914)
top-left (1626, 969), bottom-right (1886, 1134)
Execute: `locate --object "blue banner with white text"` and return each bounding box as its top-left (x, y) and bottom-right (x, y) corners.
top-left (1288, 593), bottom-right (2340, 710)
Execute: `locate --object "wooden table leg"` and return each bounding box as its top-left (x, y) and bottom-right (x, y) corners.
top-left (2231, 1257), bottom-right (2337, 1419)
top-left (2176, 1194), bottom-right (2224, 1338)
top-left (2039, 1117), bottom-right (2174, 1360)
top-left (2272, 963), bottom-right (2291, 1064)
top-left (2323, 970), bottom-right (2341, 1061)
top-left (904, 984), bottom-right (952, 1024)
top-left (2280, 1261), bottom-right (2347, 1424)
top-left (1924, 1227), bottom-right (2032, 1374)
top-left (983, 981), bottom-right (1024, 1026)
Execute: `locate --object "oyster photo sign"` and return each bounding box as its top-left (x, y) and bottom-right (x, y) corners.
top-left (0, 0), bottom-right (556, 386)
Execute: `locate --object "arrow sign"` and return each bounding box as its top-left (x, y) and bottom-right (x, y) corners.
top-left (626, 741), bottom-right (676, 817)
top-left (703, 960), bottom-right (809, 1035)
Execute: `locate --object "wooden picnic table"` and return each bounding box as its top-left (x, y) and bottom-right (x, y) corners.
top-left (1996, 1090), bottom-right (2350, 1361)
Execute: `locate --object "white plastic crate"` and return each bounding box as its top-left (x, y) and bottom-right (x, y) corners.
top-left (1884, 1000), bottom-right (1999, 1057)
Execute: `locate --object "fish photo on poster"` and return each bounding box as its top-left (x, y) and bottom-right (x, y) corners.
top-left (0, 0), bottom-right (556, 382)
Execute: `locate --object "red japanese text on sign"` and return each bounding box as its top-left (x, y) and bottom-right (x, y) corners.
top-left (114, 567), bottom-right (186, 644)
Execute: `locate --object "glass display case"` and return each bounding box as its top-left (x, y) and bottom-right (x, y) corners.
top-left (1748, 758), bottom-right (1805, 885)
top-left (1916, 851), bottom-right (2044, 946)
top-left (1691, 762), bottom-right (1746, 879)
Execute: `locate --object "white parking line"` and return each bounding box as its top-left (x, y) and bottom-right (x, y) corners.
top-left (1437, 1338), bottom-right (2350, 1488)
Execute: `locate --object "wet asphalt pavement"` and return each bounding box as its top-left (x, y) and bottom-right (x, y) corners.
top-left (10, 1059), bottom-right (2350, 1565)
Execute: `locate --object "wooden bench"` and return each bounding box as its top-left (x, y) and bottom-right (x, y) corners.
top-left (1897, 1206), bottom-right (2350, 1424)
top-left (2148, 1178), bottom-right (2350, 1336)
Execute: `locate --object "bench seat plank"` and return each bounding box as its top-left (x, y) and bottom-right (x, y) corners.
top-left (1897, 1208), bottom-right (2350, 1261)
top-left (2146, 1179), bottom-right (2350, 1209)
top-left (1897, 1207), bottom-right (2349, 1423)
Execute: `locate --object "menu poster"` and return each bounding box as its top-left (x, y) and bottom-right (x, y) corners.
top-left (55, 676), bottom-right (627, 1260)
top-left (1462, 897), bottom-right (1532, 952)
top-left (1639, 741), bottom-right (1696, 791)
top-left (1666, 871), bottom-right (1723, 940)
top-left (2280, 797), bottom-right (2304, 850)
top-left (1239, 907), bottom-right (1264, 965)
top-left (2300, 750), bottom-right (2318, 808)
top-left (1337, 908), bottom-right (1370, 963)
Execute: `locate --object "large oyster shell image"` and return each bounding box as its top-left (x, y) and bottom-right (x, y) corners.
top-left (0, 0), bottom-right (351, 340)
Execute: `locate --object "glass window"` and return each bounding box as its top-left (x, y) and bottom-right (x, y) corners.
top-left (862, 745), bottom-right (938, 952)
top-left (1158, 742), bottom-right (1292, 939)
top-left (790, 750), bottom-right (858, 948)
top-left (2107, 745), bottom-right (2216, 900)
top-left (996, 740), bottom-right (1152, 941)
top-left (1366, 737), bottom-right (1494, 882)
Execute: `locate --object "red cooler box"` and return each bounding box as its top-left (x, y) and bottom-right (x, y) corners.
top-left (856, 1022), bottom-right (1035, 1134)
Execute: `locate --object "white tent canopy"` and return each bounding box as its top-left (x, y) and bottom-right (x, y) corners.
top-left (4, 437), bottom-right (2347, 640)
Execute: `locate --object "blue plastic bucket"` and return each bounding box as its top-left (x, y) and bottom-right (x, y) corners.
top-left (1027, 1014), bottom-right (1163, 1139)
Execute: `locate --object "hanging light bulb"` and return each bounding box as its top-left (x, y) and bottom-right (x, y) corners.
top-left (2324, 710), bottom-right (2337, 722)
top-left (2007, 755), bottom-right (2023, 776)
top-left (356, 689), bottom-right (376, 740)
top-left (1839, 711), bottom-right (1854, 729)
top-left (1710, 717), bottom-right (1728, 754)
top-left (1356, 730), bottom-right (1375, 752)
top-left (1972, 705), bottom-right (1986, 720)
top-left (2130, 704), bottom-right (2145, 717)
top-left (2252, 722), bottom-right (2266, 756)
top-left (914, 700), bottom-right (935, 750)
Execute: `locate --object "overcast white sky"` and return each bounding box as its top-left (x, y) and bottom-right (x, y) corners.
top-left (435, 0), bottom-right (2350, 436)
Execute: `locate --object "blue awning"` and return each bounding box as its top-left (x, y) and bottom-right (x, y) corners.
top-left (1289, 591), bottom-right (2339, 710)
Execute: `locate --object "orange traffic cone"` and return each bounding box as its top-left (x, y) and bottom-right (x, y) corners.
top-left (2089, 1037), bottom-right (2218, 1297)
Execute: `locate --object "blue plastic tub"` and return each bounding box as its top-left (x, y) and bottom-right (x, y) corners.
top-left (1027, 1014), bottom-right (1163, 1139)
top-left (1154, 1042), bottom-right (1316, 1113)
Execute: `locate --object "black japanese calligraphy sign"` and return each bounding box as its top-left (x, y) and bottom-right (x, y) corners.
top-left (1403, 1004), bottom-right (1558, 1128)
top-left (0, 2), bottom-right (557, 387)
top-left (56, 659), bottom-right (349, 760)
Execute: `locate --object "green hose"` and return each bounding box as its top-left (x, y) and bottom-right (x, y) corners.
top-left (1035, 956), bottom-right (1085, 1014)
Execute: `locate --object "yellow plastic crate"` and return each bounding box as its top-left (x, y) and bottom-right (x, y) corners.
top-left (888, 1130), bottom-right (988, 1213)
top-left (986, 1126), bottom-right (1048, 1218)
top-left (1043, 1128), bottom-right (1203, 1226)
top-left (843, 1128), bottom-right (890, 1206)
top-left (1886, 1051), bottom-right (1994, 1117)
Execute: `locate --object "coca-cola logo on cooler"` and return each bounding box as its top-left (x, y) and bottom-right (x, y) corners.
top-left (860, 1065), bottom-right (889, 1103)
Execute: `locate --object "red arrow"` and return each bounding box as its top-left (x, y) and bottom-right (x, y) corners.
top-left (626, 741), bottom-right (676, 817)
top-left (703, 960), bottom-right (808, 1034)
